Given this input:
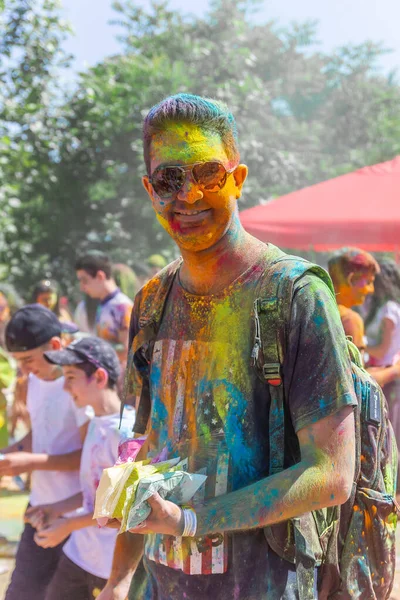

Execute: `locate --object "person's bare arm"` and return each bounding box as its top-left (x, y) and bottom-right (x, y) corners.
top-left (195, 405), bottom-right (355, 534)
top-left (96, 532), bottom-right (144, 600)
top-left (366, 318), bottom-right (394, 361)
top-left (0, 448), bottom-right (82, 476)
top-left (96, 435), bottom-right (148, 600)
top-left (128, 406), bottom-right (355, 538)
top-left (368, 361), bottom-right (400, 388)
top-left (2, 430), bottom-right (32, 454)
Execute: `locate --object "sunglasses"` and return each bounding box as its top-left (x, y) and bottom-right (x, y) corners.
top-left (149, 161), bottom-right (236, 199)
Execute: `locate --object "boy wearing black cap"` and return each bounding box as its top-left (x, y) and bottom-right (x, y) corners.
top-left (26, 337), bottom-right (133, 600)
top-left (1, 304), bottom-right (92, 600)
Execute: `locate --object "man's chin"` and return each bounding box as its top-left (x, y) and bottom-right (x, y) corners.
top-left (174, 233), bottom-right (219, 253)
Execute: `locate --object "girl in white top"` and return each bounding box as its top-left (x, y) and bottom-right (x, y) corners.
top-left (365, 259), bottom-right (400, 492)
top-left (365, 260), bottom-right (400, 367)
top-left (26, 337), bottom-right (133, 600)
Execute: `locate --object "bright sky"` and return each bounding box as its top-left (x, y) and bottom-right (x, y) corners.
top-left (61, 0), bottom-right (400, 76)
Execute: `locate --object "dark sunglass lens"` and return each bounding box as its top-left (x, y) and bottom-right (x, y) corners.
top-left (152, 167), bottom-right (185, 198)
top-left (193, 162), bottom-right (226, 191)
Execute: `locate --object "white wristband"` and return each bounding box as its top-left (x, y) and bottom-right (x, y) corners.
top-left (182, 508), bottom-right (197, 537)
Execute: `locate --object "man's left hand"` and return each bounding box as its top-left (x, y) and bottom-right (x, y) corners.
top-left (128, 493), bottom-right (183, 536)
top-left (34, 517), bottom-right (71, 548)
top-left (0, 452), bottom-right (36, 476)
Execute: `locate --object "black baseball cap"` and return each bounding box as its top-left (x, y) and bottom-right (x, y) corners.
top-left (44, 336), bottom-right (121, 383)
top-left (6, 304), bottom-right (79, 352)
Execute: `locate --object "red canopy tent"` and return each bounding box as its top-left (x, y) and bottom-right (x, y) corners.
top-left (240, 156), bottom-right (400, 252)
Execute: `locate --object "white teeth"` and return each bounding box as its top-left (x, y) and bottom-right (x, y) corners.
top-left (176, 210), bottom-right (206, 215)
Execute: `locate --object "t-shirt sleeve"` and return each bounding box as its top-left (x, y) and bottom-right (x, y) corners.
top-left (125, 296), bottom-right (143, 400)
top-left (283, 274), bottom-right (357, 433)
top-left (381, 301), bottom-right (400, 327)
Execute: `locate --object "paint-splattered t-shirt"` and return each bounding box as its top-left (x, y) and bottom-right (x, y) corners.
top-left (128, 254), bottom-right (357, 600)
top-left (95, 288), bottom-right (133, 346)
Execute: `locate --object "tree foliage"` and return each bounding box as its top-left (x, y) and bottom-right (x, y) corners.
top-left (1, 0), bottom-right (400, 297)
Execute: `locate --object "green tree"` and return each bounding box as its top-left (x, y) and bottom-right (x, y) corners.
top-left (2, 0), bottom-right (400, 297)
top-left (0, 0), bottom-right (71, 290)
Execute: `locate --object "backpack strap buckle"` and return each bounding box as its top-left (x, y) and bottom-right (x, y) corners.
top-left (262, 362), bottom-right (282, 387)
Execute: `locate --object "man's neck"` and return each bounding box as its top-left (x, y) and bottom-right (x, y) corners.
top-left (92, 390), bottom-right (121, 417)
top-left (98, 280), bottom-right (118, 302)
top-left (179, 221), bottom-right (266, 295)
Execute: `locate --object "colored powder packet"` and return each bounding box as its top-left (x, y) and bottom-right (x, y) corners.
top-left (116, 436), bottom-right (147, 465)
top-left (93, 457), bottom-right (183, 524)
top-left (120, 470), bottom-right (207, 533)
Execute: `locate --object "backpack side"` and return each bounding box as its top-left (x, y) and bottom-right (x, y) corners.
top-left (329, 361), bottom-right (399, 600)
top-left (254, 248), bottom-right (399, 600)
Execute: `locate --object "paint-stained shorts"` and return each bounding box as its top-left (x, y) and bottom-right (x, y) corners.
top-left (45, 553), bottom-right (107, 600)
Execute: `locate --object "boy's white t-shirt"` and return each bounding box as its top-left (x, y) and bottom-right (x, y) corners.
top-left (63, 412), bottom-right (132, 580)
top-left (27, 373), bottom-right (92, 507)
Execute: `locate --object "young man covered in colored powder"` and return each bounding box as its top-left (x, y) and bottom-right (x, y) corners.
top-left (75, 251), bottom-right (133, 365)
top-left (97, 94), bottom-right (357, 600)
top-left (328, 248), bottom-right (400, 388)
top-left (26, 337), bottom-right (133, 600)
top-left (0, 305), bottom-right (92, 600)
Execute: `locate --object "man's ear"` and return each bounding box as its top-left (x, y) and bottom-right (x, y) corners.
top-left (96, 270), bottom-right (107, 282)
top-left (347, 272), bottom-right (355, 287)
top-left (49, 337), bottom-right (62, 350)
top-left (142, 175), bottom-right (153, 198)
top-left (233, 164), bottom-right (248, 199)
top-left (94, 367), bottom-right (109, 389)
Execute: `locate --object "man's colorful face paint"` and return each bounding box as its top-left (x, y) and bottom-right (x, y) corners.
top-left (351, 273), bottom-right (375, 305)
top-left (143, 123), bottom-right (244, 252)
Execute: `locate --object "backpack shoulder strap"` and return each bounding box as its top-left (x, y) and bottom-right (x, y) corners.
top-left (125, 257), bottom-right (182, 434)
top-left (136, 257), bottom-right (183, 333)
top-left (253, 246), bottom-right (335, 475)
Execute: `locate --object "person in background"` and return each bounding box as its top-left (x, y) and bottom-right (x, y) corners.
top-left (32, 280), bottom-right (73, 323)
top-left (365, 259), bottom-right (400, 482)
top-left (75, 251), bottom-right (133, 365)
top-left (328, 248), bottom-right (400, 388)
top-left (74, 295), bottom-right (99, 336)
top-left (26, 337), bottom-right (133, 600)
top-left (1, 304), bottom-right (92, 600)
top-left (365, 259), bottom-right (400, 367)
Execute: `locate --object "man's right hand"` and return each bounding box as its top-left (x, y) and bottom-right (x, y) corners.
top-left (96, 581), bottom-right (130, 600)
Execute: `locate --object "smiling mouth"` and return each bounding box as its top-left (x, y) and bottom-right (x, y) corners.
top-left (174, 209), bottom-right (211, 216)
